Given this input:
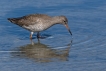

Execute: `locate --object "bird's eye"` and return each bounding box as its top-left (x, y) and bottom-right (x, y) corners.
top-left (64, 21), bottom-right (66, 22)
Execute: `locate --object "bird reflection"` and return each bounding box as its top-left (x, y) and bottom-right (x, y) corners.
top-left (11, 40), bottom-right (72, 63)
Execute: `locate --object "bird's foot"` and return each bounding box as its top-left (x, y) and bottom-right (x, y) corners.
top-left (37, 36), bottom-right (46, 39)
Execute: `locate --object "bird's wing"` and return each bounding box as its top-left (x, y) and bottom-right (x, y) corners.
top-left (17, 14), bottom-right (51, 27)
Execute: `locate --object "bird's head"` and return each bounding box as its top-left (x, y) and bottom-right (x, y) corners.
top-left (59, 16), bottom-right (72, 35)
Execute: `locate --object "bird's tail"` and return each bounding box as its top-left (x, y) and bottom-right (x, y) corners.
top-left (7, 18), bottom-right (18, 24)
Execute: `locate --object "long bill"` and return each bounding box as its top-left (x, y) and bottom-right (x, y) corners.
top-left (64, 24), bottom-right (72, 35)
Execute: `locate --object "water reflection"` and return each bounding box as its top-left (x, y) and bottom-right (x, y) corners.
top-left (11, 40), bottom-right (72, 63)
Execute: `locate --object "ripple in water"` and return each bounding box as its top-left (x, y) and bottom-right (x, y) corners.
top-left (10, 35), bottom-right (72, 63)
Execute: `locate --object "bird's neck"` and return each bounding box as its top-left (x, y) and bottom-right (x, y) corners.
top-left (51, 16), bottom-right (61, 24)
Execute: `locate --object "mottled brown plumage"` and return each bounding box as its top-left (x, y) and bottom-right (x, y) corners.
top-left (8, 14), bottom-right (51, 26)
top-left (7, 14), bottom-right (72, 39)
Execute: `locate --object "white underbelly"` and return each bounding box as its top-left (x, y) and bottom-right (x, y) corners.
top-left (23, 24), bottom-right (48, 32)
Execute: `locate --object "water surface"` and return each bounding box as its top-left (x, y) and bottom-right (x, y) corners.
top-left (0, 0), bottom-right (106, 71)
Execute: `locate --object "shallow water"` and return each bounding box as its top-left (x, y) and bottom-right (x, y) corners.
top-left (0, 0), bottom-right (106, 71)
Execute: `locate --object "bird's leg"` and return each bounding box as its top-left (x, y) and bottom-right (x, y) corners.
top-left (37, 32), bottom-right (40, 39)
top-left (37, 32), bottom-right (46, 39)
top-left (30, 32), bottom-right (34, 39)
